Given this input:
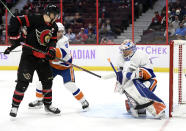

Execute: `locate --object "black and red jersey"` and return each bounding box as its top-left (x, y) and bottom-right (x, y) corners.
top-left (8, 14), bottom-right (58, 58)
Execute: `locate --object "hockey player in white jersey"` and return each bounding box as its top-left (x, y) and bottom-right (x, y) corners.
top-left (115, 39), bottom-right (166, 118)
top-left (28, 22), bottom-right (89, 110)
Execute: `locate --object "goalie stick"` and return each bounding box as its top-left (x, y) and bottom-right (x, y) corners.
top-left (107, 58), bottom-right (154, 110)
top-left (20, 42), bottom-right (102, 78)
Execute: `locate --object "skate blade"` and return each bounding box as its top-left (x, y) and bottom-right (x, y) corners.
top-left (155, 111), bottom-right (166, 120)
top-left (45, 112), bottom-right (61, 116)
top-left (28, 106), bottom-right (43, 109)
top-left (10, 116), bottom-right (17, 121)
top-left (82, 107), bottom-right (90, 112)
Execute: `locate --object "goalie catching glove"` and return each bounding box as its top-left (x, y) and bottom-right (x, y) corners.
top-left (45, 47), bottom-right (56, 60)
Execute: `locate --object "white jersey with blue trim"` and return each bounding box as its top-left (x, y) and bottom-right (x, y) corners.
top-left (117, 49), bottom-right (153, 72)
top-left (50, 36), bottom-right (72, 70)
top-left (56, 35), bottom-right (69, 48)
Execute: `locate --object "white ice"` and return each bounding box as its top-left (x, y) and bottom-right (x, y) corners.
top-left (0, 70), bottom-right (186, 131)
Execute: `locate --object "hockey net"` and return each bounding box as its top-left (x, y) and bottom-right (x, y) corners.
top-left (169, 40), bottom-right (186, 117)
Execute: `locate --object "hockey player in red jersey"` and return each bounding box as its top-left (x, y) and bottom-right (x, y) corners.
top-left (28, 22), bottom-right (89, 110)
top-left (7, 4), bottom-right (61, 117)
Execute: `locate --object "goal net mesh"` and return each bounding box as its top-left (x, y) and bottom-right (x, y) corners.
top-left (169, 40), bottom-right (186, 117)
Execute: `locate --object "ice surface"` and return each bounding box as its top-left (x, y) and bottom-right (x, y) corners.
top-left (0, 71), bottom-right (186, 131)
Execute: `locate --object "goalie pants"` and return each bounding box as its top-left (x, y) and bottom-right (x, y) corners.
top-left (12, 53), bottom-right (53, 108)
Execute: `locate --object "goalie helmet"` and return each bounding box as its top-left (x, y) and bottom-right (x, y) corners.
top-left (56, 22), bottom-right (65, 34)
top-left (119, 39), bottom-right (136, 61)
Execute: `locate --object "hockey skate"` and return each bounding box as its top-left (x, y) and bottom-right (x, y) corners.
top-left (10, 107), bottom-right (18, 117)
top-left (125, 99), bottom-right (146, 117)
top-left (28, 100), bottom-right (43, 108)
top-left (130, 107), bottom-right (139, 118)
top-left (44, 105), bottom-right (61, 114)
top-left (81, 100), bottom-right (89, 111)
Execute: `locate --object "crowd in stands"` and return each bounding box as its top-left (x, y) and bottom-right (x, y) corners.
top-left (1, 0), bottom-right (170, 44)
top-left (0, 0), bottom-right (19, 44)
top-left (141, 0), bottom-right (186, 44)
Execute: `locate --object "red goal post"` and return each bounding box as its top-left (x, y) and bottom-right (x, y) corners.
top-left (169, 40), bottom-right (186, 117)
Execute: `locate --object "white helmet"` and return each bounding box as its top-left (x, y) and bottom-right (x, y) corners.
top-left (56, 22), bottom-right (65, 34)
top-left (119, 39), bottom-right (136, 61)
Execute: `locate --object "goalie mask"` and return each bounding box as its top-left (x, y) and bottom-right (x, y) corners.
top-left (119, 39), bottom-right (136, 61)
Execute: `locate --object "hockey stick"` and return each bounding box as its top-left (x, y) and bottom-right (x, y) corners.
top-left (20, 42), bottom-right (102, 78)
top-left (107, 58), bottom-right (153, 110)
top-left (0, 0), bottom-right (15, 17)
top-left (0, 50), bottom-right (21, 53)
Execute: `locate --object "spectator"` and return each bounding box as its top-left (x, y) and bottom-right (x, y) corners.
top-left (100, 19), bottom-right (114, 38)
top-left (99, 6), bottom-right (109, 22)
top-left (172, 15), bottom-right (180, 31)
top-left (64, 15), bottom-right (74, 28)
top-left (161, 11), bottom-right (174, 29)
top-left (100, 37), bottom-right (108, 44)
top-left (164, 22), bottom-right (174, 37)
top-left (100, 37), bottom-right (114, 44)
top-left (174, 22), bottom-right (186, 40)
top-left (72, 12), bottom-right (84, 25)
top-left (65, 28), bottom-right (76, 43)
top-left (23, 0), bottom-right (33, 10)
top-left (175, 9), bottom-right (183, 21)
top-left (182, 15), bottom-right (186, 26)
top-left (84, 23), bottom-right (96, 35)
top-left (181, 5), bottom-right (186, 16)
top-left (76, 28), bottom-right (88, 44)
top-left (0, 8), bottom-right (3, 25)
top-left (75, 1), bottom-right (86, 13)
top-left (170, 8), bottom-right (176, 16)
top-left (86, 29), bottom-right (96, 44)
top-left (150, 11), bottom-right (162, 30)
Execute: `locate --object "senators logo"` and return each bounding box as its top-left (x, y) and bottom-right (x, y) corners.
top-left (36, 29), bottom-right (52, 46)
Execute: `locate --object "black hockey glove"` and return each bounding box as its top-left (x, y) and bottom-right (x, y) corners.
top-left (4, 39), bottom-right (21, 55)
top-left (4, 47), bottom-right (12, 54)
top-left (45, 48), bottom-right (56, 60)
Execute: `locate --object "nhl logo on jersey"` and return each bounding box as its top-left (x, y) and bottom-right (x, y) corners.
top-left (36, 29), bottom-right (52, 46)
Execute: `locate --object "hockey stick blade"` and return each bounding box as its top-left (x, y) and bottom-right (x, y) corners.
top-left (20, 43), bottom-right (102, 78)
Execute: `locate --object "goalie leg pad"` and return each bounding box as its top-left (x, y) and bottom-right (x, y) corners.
top-left (124, 80), bottom-right (166, 117)
top-left (133, 79), bottom-right (163, 103)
